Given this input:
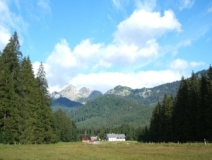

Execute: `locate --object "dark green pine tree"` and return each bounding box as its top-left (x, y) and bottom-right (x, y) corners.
top-left (36, 62), bottom-right (58, 143)
top-left (185, 72), bottom-right (200, 141)
top-left (161, 94), bottom-right (174, 142)
top-left (149, 101), bottom-right (162, 142)
top-left (205, 66), bottom-right (212, 141)
top-left (197, 74), bottom-right (208, 141)
top-left (0, 32), bottom-right (22, 144)
top-left (18, 57), bottom-right (40, 144)
top-left (172, 77), bottom-right (189, 142)
top-left (54, 109), bottom-right (77, 142)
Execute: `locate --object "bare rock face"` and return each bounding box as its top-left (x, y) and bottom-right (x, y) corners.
top-left (58, 85), bottom-right (101, 102)
top-left (79, 87), bottom-right (92, 97)
top-left (59, 85), bottom-right (79, 101)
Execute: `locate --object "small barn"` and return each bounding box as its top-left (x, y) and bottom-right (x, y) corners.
top-left (106, 134), bottom-right (126, 141)
top-left (82, 135), bottom-right (90, 143)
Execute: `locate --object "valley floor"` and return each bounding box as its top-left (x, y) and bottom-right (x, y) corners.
top-left (0, 142), bottom-right (211, 160)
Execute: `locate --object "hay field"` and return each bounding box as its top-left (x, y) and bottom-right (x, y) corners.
top-left (0, 142), bottom-right (211, 160)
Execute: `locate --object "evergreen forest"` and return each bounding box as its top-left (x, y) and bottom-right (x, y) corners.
top-left (138, 69), bottom-right (212, 142)
top-left (0, 32), bottom-right (77, 144)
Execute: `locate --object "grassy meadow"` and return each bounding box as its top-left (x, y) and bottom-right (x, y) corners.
top-left (0, 141), bottom-right (212, 160)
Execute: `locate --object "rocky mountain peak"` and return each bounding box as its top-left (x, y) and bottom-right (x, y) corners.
top-left (56, 84), bottom-right (102, 103)
top-left (106, 85), bottom-right (132, 96)
top-left (59, 85), bottom-right (79, 101)
top-left (79, 87), bottom-right (92, 97)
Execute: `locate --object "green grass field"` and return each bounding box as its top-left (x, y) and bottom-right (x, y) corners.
top-left (0, 142), bottom-right (211, 160)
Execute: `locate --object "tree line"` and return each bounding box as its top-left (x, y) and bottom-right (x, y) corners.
top-left (0, 32), bottom-right (77, 144)
top-left (138, 68), bottom-right (212, 143)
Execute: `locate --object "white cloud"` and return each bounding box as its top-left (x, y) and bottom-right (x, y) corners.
top-left (47, 39), bottom-right (77, 68)
top-left (74, 39), bottom-right (103, 59)
top-left (114, 9), bottom-right (181, 46)
top-left (179, 0), bottom-right (195, 10)
top-left (0, 0), bottom-right (27, 50)
top-left (170, 59), bottom-right (205, 71)
top-left (70, 70), bottom-right (183, 93)
top-left (170, 59), bottom-right (189, 70)
top-left (0, 25), bottom-right (10, 50)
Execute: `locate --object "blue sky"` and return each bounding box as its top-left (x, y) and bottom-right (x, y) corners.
top-left (0, 0), bottom-right (212, 93)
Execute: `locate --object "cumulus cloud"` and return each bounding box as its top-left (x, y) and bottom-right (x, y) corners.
top-left (114, 9), bottom-right (181, 46)
top-left (170, 59), bottom-right (189, 70)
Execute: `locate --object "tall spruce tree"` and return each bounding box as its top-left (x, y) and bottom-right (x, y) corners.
top-left (172, 77), bottom-right (189, 142)
top-left (54, 109), bottom-right (77, 142)
top-left (197, 74), bottom-right (207, 141)
top-left (18, 57), bottom-right (40, 143)
top-left (36, 62), bottom-right (57, 143)
top-left (161, 95), bottom-right (173, 142)
top-left (185, 72), bottom-right (200, 141)
top-left (149, 101), bottom-right (162, 142)
top-left (206, 66), bottom-right (212, 141)
top-left (0, 32), bottom-right (22, 144)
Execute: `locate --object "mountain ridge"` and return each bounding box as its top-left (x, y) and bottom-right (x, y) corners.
top-left (51, 69), bottom-right (208, 108)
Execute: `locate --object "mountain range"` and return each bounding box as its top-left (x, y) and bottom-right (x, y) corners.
top-left (50, 69), bottom-right (208, 128)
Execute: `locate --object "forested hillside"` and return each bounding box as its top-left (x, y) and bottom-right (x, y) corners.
top-left (0, 32), bottom-right (77, 144)
top-left (68, 95), bottom-right (154, 128)
top-left (106, 69), bottom-right (208, 105)
top-left (139, 68), bottom-right (212, 142)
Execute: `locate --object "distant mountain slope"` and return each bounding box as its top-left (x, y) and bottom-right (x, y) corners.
top-left (68, 95), bottom-right (154, 128)
top-left (106, 81), bottom-right (180, 105)
top-left (105, 69), bottom-right (208, 105)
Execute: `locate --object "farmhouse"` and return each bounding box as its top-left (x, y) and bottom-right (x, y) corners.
top-left (106, 134), bottom-right (126, 141)
top-left (82, 135), bottom-right (90, 143)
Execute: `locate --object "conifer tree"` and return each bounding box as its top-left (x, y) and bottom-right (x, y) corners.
top-left (149, 101), bottom-right (162, 142)
top-left (36, 62), bottom-right (57, 143)
top-left (0, 32), bottom-right (22, 144)
top-left (161, 95), bottom-right (173, 142)
top-left (185, 72), bottom-right (200, 141)
top-left (54, 109), bottom-right (77, 142)
top-left (172, 77), bottom-right (189, 142)
top-left (18, 57), bottom-right (40, 143)
top-left (197, 74), bottom-right (207, 141)
top-left (206, 66), bottom-right (212, 141)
